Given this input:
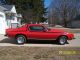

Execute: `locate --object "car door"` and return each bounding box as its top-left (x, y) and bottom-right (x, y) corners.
top-left (28, 25), bottom-right (44, 39)
top-left (28, 25), bottom-right (57, 40)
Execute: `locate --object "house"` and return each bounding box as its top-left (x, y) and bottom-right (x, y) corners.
top-left (70, 20), bottom-right (80, 28)
top-left (67, 15), bottom-right (80, 28)
top-left (17, 14), bottom-right (22, 25)
top-left (67, 20), bottom-right (80, 28)
top-left (0, 5), bottom-right (22, 34)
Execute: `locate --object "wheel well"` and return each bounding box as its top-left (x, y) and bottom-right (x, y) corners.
top-left (15, 34), bottom-right (27, 39)
top-left (57, 35), bottom-right (68, 40)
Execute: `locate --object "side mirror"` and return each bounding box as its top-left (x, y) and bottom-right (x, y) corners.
top-left (43, 29), bottom-right (47, 32)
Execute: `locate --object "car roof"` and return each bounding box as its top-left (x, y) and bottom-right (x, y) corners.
top-left (21, 24), bottom-right (44, 28)
top-left (27, 24), bottom-right (43, 26)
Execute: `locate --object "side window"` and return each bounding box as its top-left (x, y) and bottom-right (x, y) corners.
top-left (29, 26), bottom-right (44, 31)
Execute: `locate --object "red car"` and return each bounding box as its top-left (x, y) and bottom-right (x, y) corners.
top-left (5, 24), bottom-right (74, 45)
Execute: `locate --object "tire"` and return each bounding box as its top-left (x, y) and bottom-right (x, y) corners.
top-left (58, 36), bottom-right (67, 45)
top-left (16, 35), bottom-right (26, 44)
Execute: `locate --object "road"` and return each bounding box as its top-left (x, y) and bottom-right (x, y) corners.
top-left (0, 33), bottom-right (80, 47)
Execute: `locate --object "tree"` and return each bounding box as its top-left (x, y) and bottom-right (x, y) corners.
top-left (5, 0), bottom-right (47, 23)
top-left (49, 0), bottom-right (80, 27)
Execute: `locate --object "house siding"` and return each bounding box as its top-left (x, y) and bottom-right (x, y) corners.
top-left (0, 5), bottom-right (22, 34)
top-left (0, 11), bottom-right (8, 34)
top-left (71, 21), bottom-right (80, 28)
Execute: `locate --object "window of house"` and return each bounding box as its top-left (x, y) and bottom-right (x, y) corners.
top-left (6, 14), bottom-right (15, 20)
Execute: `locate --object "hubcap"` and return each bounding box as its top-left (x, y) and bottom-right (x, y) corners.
top-left (17, 36), bottom-right (25, 44)
top-left (60, 36), bottom-right (66, 44)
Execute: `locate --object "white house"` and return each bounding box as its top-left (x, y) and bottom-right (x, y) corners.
top-left (0, 5), bottom-right (22, 34)
top-left (0, 9), bottom-right (7, 34)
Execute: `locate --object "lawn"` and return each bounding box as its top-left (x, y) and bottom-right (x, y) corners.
top-left (0, 47), bottom-right (80, 60)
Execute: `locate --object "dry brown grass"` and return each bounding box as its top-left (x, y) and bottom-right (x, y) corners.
top-left (0, 47), bottom-right (80, 60)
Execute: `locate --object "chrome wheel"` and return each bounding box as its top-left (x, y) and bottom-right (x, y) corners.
top-left (16, 35), bottom-right (26, 44)
top-left (59, 36), bottom-right (67, 45)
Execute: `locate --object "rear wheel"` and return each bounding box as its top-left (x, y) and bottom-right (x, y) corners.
top-left (58, 36), bottom-right (67, 45)
top-left (16, 35), bottom-right (26, 44)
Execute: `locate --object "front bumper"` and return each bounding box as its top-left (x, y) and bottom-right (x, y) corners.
top-left (67, 33), bottom-right (75, 40)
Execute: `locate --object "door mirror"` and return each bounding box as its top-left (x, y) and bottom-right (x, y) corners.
top-left (43, 29), bottom-right (47, 32)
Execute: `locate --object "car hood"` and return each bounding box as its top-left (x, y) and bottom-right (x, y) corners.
top-left (48, 29), bottom-right (65, 33)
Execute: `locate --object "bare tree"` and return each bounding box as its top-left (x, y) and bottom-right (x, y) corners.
top-left (48, 0), bottom-right (80, 27)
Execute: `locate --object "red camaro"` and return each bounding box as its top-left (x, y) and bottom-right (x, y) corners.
top-left (5, 24), bottom-right (74, 45)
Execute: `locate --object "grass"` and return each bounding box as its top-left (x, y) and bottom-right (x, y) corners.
top-left (0, 47), bottom-right (80, 60)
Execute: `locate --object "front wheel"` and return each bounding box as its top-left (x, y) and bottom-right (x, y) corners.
top-left (16, 35), bottom-right (26, 44)
top-left (58, 36), bottom-right (67, 45)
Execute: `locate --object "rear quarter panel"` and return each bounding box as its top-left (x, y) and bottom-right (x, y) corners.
top-left (7, 26), bottom-right (28, 38)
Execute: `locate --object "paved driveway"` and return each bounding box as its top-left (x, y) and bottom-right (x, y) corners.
top-left (0, 33), bottom-right (80, 47)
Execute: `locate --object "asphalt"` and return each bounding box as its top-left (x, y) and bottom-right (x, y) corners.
top-left (0, 33), bottom-right (80, 47)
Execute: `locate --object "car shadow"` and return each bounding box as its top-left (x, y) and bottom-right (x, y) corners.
top-left (0, 38), bottom-right (16, 44)
top-left (0, 38), bottom-right (59, 45)
top-left (27, 40), bottom-right (58, 44)
top-left (0, 38), bottom-right (69, 45)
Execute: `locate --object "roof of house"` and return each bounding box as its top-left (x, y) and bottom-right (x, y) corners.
top-left (1, 5), bottom-right (14, 11)
top-left (0, 5), bottom-right (14, 12)
top-left (0, 5), bottom-right (7, 12)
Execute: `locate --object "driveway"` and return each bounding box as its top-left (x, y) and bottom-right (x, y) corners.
top-left (0, 33), bottom-right (80, 47)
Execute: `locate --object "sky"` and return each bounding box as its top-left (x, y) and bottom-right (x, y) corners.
top-left (44, 0), bottom-right (52, 8)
